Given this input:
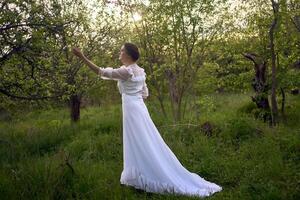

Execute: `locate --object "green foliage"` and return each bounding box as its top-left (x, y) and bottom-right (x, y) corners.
top-left (195, 62), bottom-right (219, 94)
top-left (195, 95), bottom-right (217, 113)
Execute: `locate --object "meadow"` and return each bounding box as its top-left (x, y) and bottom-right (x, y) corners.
top-left (0, 92), bottom-right (299, 200)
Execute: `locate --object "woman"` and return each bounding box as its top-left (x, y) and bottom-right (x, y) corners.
top-left (72, 42), bottom-right (223, 198)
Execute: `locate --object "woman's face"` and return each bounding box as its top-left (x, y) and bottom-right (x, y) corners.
top-left (119, 45), bottom-right (132, 64)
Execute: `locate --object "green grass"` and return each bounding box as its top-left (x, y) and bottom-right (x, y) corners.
top-left (0, 93), bottom-right (299, 199)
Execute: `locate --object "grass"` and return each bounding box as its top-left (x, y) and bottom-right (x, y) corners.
top-left (0, 92), bottom-right (299, 199)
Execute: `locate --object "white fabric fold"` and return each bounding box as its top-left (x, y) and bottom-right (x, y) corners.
top-left (120, 93), bottom-right (223, 198)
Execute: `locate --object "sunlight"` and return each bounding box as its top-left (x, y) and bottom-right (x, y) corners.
top-left (132, 12), bottom-right (142, 22)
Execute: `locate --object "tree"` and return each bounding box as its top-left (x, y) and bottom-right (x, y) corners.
top-left (0, 0), bottom-right (122, 122)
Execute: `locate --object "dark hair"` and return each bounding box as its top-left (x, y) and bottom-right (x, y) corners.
top-left (124, 42), bottom-right (140, 61)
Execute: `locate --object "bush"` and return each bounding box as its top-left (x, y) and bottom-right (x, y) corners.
top-left (222, 117), bottom-right (262, 148)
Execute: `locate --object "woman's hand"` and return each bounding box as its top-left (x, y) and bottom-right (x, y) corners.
top-left (72, 47), bottom-right (85, 59)
top-left (72, 47), bottom-right (99, 73)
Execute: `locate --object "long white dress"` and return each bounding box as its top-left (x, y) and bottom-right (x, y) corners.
top-left (98, 63), bottom-right (223, 198)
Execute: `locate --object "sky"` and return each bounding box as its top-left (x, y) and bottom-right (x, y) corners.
top-left (84, 0), bottom-right (251, 29)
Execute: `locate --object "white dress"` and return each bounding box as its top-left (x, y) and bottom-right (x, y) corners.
top-left (98, 63), bottom-right (223, 198)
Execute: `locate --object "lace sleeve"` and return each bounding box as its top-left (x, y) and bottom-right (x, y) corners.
top-left (98, 66), bottom-right (133, 81)
top-left (142, 81), bottom-right (149, 99)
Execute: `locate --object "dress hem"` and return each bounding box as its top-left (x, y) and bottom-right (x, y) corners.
top-left (120, 167), bottom-right (223, 198)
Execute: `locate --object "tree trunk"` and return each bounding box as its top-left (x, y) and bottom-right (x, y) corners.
top-left (157, 94), bottom-right (167, 118)
top-left (166, 69), bottom-right (182, 122)
top-left (280, 87), bottom-right (286, 122)
top-left (70, 94), bottom-right (81, 122)
top-left (243, 53), bottom-right (271, 122)
top-left (292, 15), bottom-right (300, 32)
top-left (269, 0), bottom-right (280, 126)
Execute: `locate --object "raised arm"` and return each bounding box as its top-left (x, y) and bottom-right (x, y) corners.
top-left (72, 47), bottom-right (133, 81)
top-left (72, 47), bottom-right (99, 74)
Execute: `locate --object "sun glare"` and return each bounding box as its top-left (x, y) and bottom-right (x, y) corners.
top-left (132, 12), bottom-right (142, 22)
